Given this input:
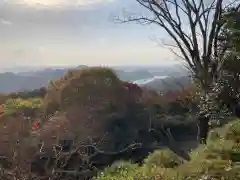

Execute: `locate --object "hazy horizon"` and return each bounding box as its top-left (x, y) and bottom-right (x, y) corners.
top-left (0, 62), bottom-right (184, 73)
top-left (0, 0), bottom-right (178, 68)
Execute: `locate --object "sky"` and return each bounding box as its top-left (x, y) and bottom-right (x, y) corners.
top-left (0, 0), bottom-right (179, 68)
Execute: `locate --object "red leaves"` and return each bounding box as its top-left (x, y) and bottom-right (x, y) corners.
top-left (123, 82), bottom-right (143, 95)
top-left (0, 104), bottom-right (4, 114)
top-left (32, 121), bottom-right (40, 130)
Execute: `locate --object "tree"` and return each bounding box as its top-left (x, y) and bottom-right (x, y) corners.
top-left (119, 0), bottom-right (239, 144)
top-left (121, 0), bottom-right (238, 90)
top-left (127, 1), bottom-right (240, 89)
top-left (205, 6), bottom-right (240, 117)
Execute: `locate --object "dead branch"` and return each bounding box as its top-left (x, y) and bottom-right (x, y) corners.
top-left (165, 128), bottom-right (190, 161)
top-left (117, 0), bottom-right (237, 89)
top-left (0, 131), bottom-right (193, 180)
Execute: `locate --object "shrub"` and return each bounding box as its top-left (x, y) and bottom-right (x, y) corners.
top-left (207, 129), bottom-right (222, 141)
top-left (3, 98), bottom-right (42, 117)
top-left (93, 119), bottom-right (240, 180)
top-left (41, 96), bottom-right (60, 117)
top-left (134, 166), bottom-right (175, 180)
top-left (94, 161), bottom-right (170, 180)
top-left (4, 98), bottom-right (42, 110)
top-left (94, 161), bottom-right (139, 180)
top-left (206, 139), bottom-right (234, 159)
top-left (144, 149), bottom-right (183, 169)
top-left (40, 67), bottom-right (154, 153)
top-left (43, 67), bottom-right (127, 115)
top-left (176, 158), bottom-right (234, 180)
top-left (225, 121), bottom-right (240, 142)
top-left (8, 87), bottom-right (47, 99)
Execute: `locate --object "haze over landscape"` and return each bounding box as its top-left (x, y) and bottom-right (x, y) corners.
top-left (0, 0), bottom-right (188, 93)
top-left (0, 0), bottom-right (180, 70)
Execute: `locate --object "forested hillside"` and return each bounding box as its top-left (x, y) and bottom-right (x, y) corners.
top-left (0, 0), bottom-right (239, 180)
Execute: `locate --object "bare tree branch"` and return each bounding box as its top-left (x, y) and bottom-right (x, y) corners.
top-left (117, 0), bottom-right (237, 90)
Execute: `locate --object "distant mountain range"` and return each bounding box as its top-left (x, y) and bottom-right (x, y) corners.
top-left (133, 76), bottom-right (168, 85)
top-left (140, 76), bottom-right (192, 92)
top-left (0, 65), bottom-right (190, 93)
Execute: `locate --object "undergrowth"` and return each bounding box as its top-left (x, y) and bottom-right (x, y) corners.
top-left (94, 119), bottom-right (240, 180)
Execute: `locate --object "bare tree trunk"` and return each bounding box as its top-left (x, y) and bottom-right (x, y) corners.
top-left (234, 103), bottom-right (240, 118)
top-left (197, 114), bottom-right (210, 144)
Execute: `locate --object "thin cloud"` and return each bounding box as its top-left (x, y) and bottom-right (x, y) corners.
top-left (9, 0), bottom-right (115, 8)
top-left (0, 0), bottom-right (177, 67)
top-left (98, 37), bottom-right (108, 44)
top-left (0, 19), bottom-right (12, 25)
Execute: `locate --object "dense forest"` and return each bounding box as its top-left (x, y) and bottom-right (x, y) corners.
top-left (0, 0), bottom-right (239, 180)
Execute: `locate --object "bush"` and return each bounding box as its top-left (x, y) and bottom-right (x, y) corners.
top-left (207, 129), bottom-right (222, 141)
top-left (144, 149), bottom-right (183, 169)
top-left (40, 67), bottom-right (153, 152)
top-left (225, 120), bottom-right (240, 142)
top-left (176, 158), bottom-right (234, 180)
top-left (94, 161), bottom-right (139, 180)
top-left (41, 96), bottom-right (60, 117)
top-left (8, 87), bottom-right (47, 99)
top-left (3, 98), bottom-right (42, 117)
top-left (94, 119), bottom-right (240, 180)
top-left (44, 67), bottom-right (125, 110)
top-left (94, 161), bottom-right (169, 180)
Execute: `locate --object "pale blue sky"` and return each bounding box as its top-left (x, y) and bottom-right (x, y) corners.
top-left (0, 0), bottom-right (179, 68)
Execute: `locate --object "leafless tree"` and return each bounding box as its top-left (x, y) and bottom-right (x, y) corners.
top-left (0, 129), bottom-right (192, 180)
top-left (119, 0), bottom-right (239, 90)
top-left (117, 0), bottom-right (239, 145)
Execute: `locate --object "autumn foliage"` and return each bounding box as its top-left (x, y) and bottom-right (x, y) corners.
top-left (0, 67), bottom-right (200, 180)
top-left (37, 67), bottom-right (148, 150)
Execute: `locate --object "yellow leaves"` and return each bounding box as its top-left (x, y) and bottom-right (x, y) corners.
top-left (3, 98), bottom-right (42, 111)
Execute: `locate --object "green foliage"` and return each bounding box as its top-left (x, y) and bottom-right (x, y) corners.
top-left (144, 149), bottom-right (183, 169)
top-left (3, 98), bottom-right (42, 116)
top-left (95, 119), bottom-right (240, 180)
top-left (195, 7), bottom-right (240, 125)
top-left (94, 160), bottom-right (175, 180)
top-left (225, 120), bottom-right (240, 142)
top-left (94, 161), bottom-right (139, 180)
top-left (8, 87), bottom-right (47, 99)
top-left (177, 120), bottom-right (240, 179)
top-left (223, 7), bottom-right (240, 54)
top-left (4, 98), bottom-right (42, 109)
top-left (207, 129), bottom-right (222, 141)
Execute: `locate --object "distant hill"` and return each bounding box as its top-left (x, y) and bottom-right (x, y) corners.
top-left (140, 76), bottom-right (192, 92)
top-left (0, 65), bottom-right (189, 93)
